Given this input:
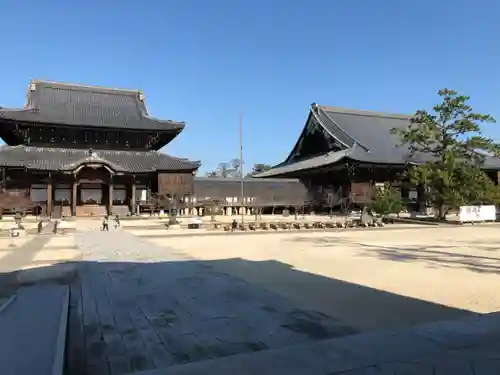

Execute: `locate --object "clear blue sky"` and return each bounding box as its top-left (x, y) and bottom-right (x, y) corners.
top-left (0, 0), bottom-right (499, 174)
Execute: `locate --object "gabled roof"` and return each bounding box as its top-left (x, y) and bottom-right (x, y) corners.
top-left (0, 145), bottom-right (200, 173)
top-left (319, 104), bottom-right (500, 167)
top-left (256, 103), bottom-right (500, 177)
top-left (0, 80), bottom-right (185, 131)
top-left (317, 104), bottom-right (414, 164)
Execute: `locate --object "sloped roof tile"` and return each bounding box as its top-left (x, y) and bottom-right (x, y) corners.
top-left (258, 104), bottom-right (500, 177)
top-left (0, 145), bottom-right (200, 173)
top-left (0, 80), bottom-right (184, 131)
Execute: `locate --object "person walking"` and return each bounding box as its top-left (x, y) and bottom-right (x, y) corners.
top-left (102, 215), bottom-right (109, 231)
top-left (114, 214), bottom-right (121, 229)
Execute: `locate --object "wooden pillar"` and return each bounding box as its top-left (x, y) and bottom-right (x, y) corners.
top-left (108, 176), bottom-right (113, 215)
top-left (1, 168), bottom-right (5, 192)
top-left (417, 184), bottom-right (426, 213)
top-left (47, 174), bottom-right (53, 217)
top-left (131, 176), bottom-right (136, 215)
top-left (72, 176), bottom-right (77, 217)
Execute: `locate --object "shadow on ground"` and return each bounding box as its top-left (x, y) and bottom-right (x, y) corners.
top-left (285, 235), bottom-right (500, 274)
top-left (0, 258), bottom-right (477, 375)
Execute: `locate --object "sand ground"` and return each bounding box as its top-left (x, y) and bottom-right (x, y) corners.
top-left (2, 223), bottom-right (500, 330)
top-left (142, 225), bottom-right (500, 329)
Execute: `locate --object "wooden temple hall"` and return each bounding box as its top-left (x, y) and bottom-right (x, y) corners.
top-left (3, 80), bottom-right (499, 217)
top-left (256, 103), bottom-right (500, 211)
top-left (0, 80), bottom-right (307, 217)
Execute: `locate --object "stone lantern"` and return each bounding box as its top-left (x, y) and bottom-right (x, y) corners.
top-left (203, 199), bottom-right (222, 222)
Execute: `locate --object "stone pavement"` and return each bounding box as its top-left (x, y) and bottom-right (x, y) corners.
top-left (0, 284), bottom-right (69, 375)
top-left (137, 313), bottom-right (500, 374)
top-left (133, 309), bottom-right (500, 375)
top-left (67, 229), bottom-right (360, 375)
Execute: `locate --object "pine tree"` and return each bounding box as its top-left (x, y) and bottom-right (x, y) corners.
top-left (391, 89), bottom-right (500, 219)
top-left (370, 183), bottom-right (403, 218)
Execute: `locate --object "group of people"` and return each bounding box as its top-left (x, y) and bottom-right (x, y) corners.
top-left (101, 214), bottom-right (121, 231)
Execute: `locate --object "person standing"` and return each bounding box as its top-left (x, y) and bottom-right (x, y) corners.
top-left (231, 219), bottom-right (238, 232)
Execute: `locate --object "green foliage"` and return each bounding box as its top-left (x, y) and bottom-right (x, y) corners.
top-left (245, 163), bottom-right (273, 177)
top-left (252, 163), bottom-right (272, 174)
top-left (370, 183), bottom-right (403, 216)
top-left (391, 89), bottom-right (500, 218)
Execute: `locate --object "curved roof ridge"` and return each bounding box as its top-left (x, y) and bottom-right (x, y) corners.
top-left (59, 153), bottom-right (125, 172)
top-left (314, 104), bottom-right (370, 151)
top-left (256, 148), bottom-right (353, 177)
top-left (0, 107), bottom-right (37, 113)
top-left (162, 153), bottom-right (201, 167)
top-left (284, 104), bottom-right (354, 164)
top-left (318, 105), bottom-right (411, 120)
top-left (0, 145), bottom-right (200, 172)
top-left (141, 113), bottom-right (185, 126)
top-left (312, 104), bottom-right (356, 148)
top-left (32, 79), bottom-right (139, 95)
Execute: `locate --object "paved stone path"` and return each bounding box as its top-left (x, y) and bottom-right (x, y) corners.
top-left (138, 311), bottom-right (500, 374)
top-left (68, 229), bottom-right (359, 375)
top-left (0, 284), bottom-right (69, 375)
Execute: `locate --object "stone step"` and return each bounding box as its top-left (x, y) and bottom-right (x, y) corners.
top-left (111, 204), bottom-right (130, 217)
top-left (76, 205), bottom-right (107, 217)
top-left (135, 311), bottom-right (500, 375)
top-left (0, 284), bottom-right (69, 375)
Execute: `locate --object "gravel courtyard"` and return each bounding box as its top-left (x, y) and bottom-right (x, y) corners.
top-left (5, 222), bottom-right (500, 374)
top-left (139, 225), bottom-right (500, 330)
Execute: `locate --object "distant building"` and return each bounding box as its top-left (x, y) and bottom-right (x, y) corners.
top-left (0, 80), bottom-right (306, 216)
top-left (256, 103), bottom-right (500, 210)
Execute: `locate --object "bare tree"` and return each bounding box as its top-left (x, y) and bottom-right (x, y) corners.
top-left (206, 159), bottom-right (243, 178)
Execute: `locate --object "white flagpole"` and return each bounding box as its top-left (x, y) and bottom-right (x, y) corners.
top-left (239, 112), bottom-right (244, 224)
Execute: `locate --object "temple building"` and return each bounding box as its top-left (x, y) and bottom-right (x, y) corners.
top-left (0, 79), bottom-right (307, 217)
top-left (255, 103), bottom-right (500, 210)
top-left (0, 80), bottom-right (203, 217)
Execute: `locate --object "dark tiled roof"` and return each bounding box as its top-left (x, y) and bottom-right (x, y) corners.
top-left (255, 149), bottom-right (351, 177)
top-left (257, 104), bottom-right (500, 177)
top-left (313, 106), bottom-right (358, 148)
top-left (0, 80), bottom-right (185, 131)
top-left (319, 105), bottom-right (415, 164)
top-left (0, 146), bottom-right (200, 173)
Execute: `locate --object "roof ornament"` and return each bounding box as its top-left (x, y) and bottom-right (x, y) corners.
top-left (29, 83), bottom-right (36, 92)
top-left (138, 91), bottom-right (145, 101)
